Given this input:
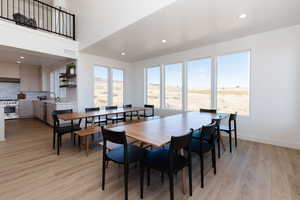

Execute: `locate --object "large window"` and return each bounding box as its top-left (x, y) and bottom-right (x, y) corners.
top-left (217, 51), bottom-right (250, 115)
top-left (112, 69), bottom-right (124, 106)
top-left (144, 51), bottom-right (250, 115)
top-left (165, 63), bottom-right (182, 110)
top-left (146, 66), bottom-right (160, 108)
top-left (94, 66), bottom-right (108, 107)
top-left (187, 58), bottom-right (211, 111)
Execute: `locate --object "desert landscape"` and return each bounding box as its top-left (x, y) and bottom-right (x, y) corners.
top-left (148, 83), bottom-right (249, 115)
top-left (95, 78), bottom-right (249, 115)
top-left (94, 78), bottom-right (123, 107)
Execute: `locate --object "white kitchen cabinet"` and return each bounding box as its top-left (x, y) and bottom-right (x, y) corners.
top-left (19, 100), bottom-right (33, 118)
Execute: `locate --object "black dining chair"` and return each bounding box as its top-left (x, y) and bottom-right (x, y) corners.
top-left (123, 104), bottom-right (140, 120)
top-left (140, 132), bottom-right (193, 200)
top-left (101, 127), bottom-right (144, 200)
top-left (190, 122), bottom-right (217, 188)
top-left (140, 104), bottom-right (155, 118)
top-left (220, 113), bottom-right (237, 153)
top-left (105, 106), bottom-right (125, 124)
top-left (85, 107), bottom-right (107, 128)
top-left (52, 109), bottom-right (82, 155)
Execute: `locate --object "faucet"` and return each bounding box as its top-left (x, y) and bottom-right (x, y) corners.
top-left (49, 92), bottom-right (60, 102)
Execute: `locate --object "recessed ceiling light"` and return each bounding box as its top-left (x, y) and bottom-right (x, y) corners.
top-left (121, 52), bottom-right (126, 56)
top-left (16, 61), bottom-right (21, 64)
top-left (239, 14), bottom-right (247, 19)
top-left (20, 56), bottom-right (24, 59)
top-left (161, 39), bottom-right (167, 43)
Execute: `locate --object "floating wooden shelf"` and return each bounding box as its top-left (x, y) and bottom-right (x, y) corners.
top-left (60, 84), bottom-right (77, 88)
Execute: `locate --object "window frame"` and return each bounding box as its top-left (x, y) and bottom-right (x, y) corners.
top-left (143, 49), bottom-right (252, 116)
top-left (93, 65), bottom-right (125, 107)
top-left (144, 65), bottom-right (162, 108)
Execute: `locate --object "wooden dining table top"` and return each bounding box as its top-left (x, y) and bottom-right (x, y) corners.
top-left (111, 112), bottom-right (229, 147)
top-left (58, 107), bottom-right (148, 121)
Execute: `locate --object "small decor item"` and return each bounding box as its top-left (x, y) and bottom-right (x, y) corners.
top-left (67, 63), bottom-right (76, 75)
top-left (17, 92), bottom-right (26, 100)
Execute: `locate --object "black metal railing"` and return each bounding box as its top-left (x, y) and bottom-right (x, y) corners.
top-left (0, 0), bottom-right (75, 40)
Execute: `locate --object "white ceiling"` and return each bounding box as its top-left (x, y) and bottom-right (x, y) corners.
top-left (82, 0), bottom-right (300, 62)
top-left (0, 45), bottom-right (71, 66)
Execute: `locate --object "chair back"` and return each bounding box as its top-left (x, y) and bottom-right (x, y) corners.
top-left (123, 104), bottom-right (132, 108)
top-left (229, 113), bottom-right (237, 121)
top-left (105, 106), bottom-right (118, 110)
top-left (168, 132), bottom-right (193, 169)
top-left (199, 122), bottom-right (217, 142)
top-left (52, 109), bottom-right (73, 127)
top-left (200, 108), bottom-right (217, 113)
top-left (85, 107), bottom-right (100, 112)
top-left (101, 127), bottom-right (128, 163)
top-left (144, 104), bottom-right (154, 116)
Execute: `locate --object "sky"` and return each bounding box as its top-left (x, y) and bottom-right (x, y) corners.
top-left (148, 51), bottom-right (250, 89)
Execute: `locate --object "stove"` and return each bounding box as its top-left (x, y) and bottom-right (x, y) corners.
top-left (0, 99), bottom-right (19, 120)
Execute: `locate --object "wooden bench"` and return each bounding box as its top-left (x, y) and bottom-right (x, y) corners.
top-left (74, 127), bottom-right (101, 156)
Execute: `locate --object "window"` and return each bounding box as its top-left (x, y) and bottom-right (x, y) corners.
top-left (187, 58), bottom-right (211, 111)
top-left (146, 66), bottom-right (160, 108)
top-left (112, 69), bottom-right (124, 106)
top-left (217, 51), bottom-right (250, 115)
top-left (94, 66), bottom-right (108, 107)
top-left (165, 63), bottom-right (182, 110)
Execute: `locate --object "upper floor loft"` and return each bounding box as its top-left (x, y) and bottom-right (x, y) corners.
top-left (0, 0), bottom-right (75, 40)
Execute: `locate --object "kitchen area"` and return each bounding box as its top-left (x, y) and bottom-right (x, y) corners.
top-left (0, 46), bottom-right (78, 141)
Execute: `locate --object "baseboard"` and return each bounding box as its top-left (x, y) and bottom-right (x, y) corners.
top-left (235, 134), bottom-right (300, 150)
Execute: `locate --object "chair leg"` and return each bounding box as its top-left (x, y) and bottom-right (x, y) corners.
top-left (102, 158), bottom-right (106, 190)
top-left (234, 129), bottom-right (237, 147)
top-left (161, 172), bottom-right (164, 184)
top-left (229, 132), bottom-right (232, 153)
top-left (188, 164), bottom-right (193, 196)
top-left (212, 147), bottom-right (216, 175)
top-left (217, 136), bottom-right (221, 158)
top-left (124, 164), bottom-right (129, 200)
top-left (168, 172), bottom-right (174, 200)
top-left (147, 167), bottom-right (150, 186)
top-left (57, 135), bottom-right (60, 155)
top-left (140, 163), bottom-right (144, 199)
top-left (200, 154), bottom-right (204, 188)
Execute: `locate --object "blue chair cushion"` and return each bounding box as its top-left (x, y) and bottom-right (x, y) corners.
top-left (142, 148), bottom-right (188, 172)
top-left (106, 144), bottom-right (144, 164)
top-left (190, 139), bottom-right (212, 154)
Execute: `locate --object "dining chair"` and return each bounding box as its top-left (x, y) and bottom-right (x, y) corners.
top-left (123, 104), bottom-right (140, 120)
top-left (140, 132), bottom-right (193, 200)
top-left (140, 104), bottom-right (155, 118)
top-left (190, 122), bottom-right (217, 188)
top-left (52, 109), bottom-right (82, 155)
top-left (85, 107), bottom-right (107, 128)
top-left (220, 113), bottom-right (237, 153)
top-left (101, 127), bottom-right (144, 200)
top-left (105, 106), bottom-right (125, 124)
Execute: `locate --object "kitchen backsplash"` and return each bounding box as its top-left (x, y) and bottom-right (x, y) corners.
top-left (0, 83), bottom-right (20, 99)
top-left (0, 82), bottom-right (49, 100)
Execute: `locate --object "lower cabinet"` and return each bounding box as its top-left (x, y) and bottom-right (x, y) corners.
top-left (19, 100), bottom-right (33, 118)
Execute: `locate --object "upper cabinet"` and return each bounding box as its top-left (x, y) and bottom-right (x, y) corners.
top-left (20, 65), bottom-right (41, 92)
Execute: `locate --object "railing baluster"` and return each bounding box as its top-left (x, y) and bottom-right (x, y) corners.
top-left (0, 0), bottom-right (75, 40)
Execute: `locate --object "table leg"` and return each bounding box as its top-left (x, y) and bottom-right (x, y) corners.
top-left (78, 135), bottom-right (81, 152)
top-left (71, 120), bottom-right (75, 146)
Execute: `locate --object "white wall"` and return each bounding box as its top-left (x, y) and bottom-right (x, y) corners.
top-left (130, 24), bottom-right (300, 149)
top-left (0, 62), bottom-right (20, 78)
top-left (0, 20), bottom-right (78, 59)
top-left (76, 53), bottom-right (130, 111)
top-left (66, 0), bottom-right (176, 50)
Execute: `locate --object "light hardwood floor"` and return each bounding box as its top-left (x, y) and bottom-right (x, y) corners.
top-left (0, 119), bottom-right (300, 200)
